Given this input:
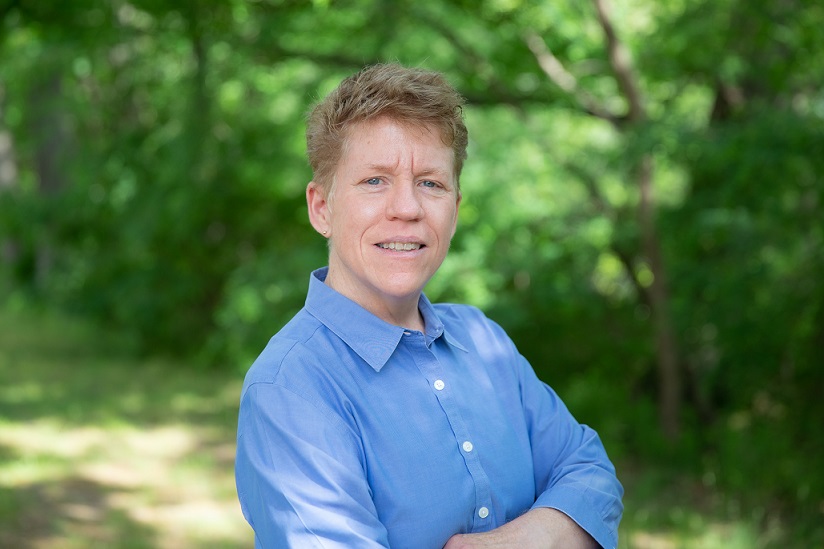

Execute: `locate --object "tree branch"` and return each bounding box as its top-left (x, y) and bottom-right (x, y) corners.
top-left (523, 32), bottom-right (623, 126)
top-left (408, 6), bottom-right (531, 111)
top-left (591, 0), bottom-right (645, 121)
top-left (561, 160), bottom-right (650, 307)
top-left (249, 41), bottom-right (380, 71)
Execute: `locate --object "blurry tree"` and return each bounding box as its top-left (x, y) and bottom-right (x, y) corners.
top-left (0, 81), bottom-right (18, 267)
top-left (0, 0), bottom-right (823, 538)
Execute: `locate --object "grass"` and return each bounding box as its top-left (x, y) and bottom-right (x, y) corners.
top-left (616, 462), bottom-right (790, 549)
top-left (0, 303), bottom-right (816, 548)
top-left (0, 305), bottom-right (250, 548)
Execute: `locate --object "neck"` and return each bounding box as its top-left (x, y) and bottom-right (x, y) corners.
top-left (323, 274), bottom-right (425, 332)
top-left (356, 292), bottom-right (426, 332)
top-left (379, 301), bottom-right (425, 332)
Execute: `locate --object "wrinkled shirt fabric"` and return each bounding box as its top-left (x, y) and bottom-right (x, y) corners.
top-left (235, 267), bottom-right (623, 549)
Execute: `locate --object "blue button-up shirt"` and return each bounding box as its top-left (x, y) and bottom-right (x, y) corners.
top-left (236, 268), bottom-right (623, 549)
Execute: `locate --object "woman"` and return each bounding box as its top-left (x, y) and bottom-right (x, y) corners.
top-left (235, 63), bottom-right (623, 549)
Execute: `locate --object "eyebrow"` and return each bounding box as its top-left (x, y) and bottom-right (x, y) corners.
top-left (364, 163), bottom-right (451, 178)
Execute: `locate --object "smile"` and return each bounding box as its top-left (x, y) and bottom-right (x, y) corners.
top-left (377, 242), bottom-right (423, 251)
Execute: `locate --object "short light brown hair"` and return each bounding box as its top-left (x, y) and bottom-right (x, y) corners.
top-left (306, 63), bottom-right (468, 192)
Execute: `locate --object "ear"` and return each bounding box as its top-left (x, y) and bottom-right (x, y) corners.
top-left (306, 181), bottom-right (331, 237)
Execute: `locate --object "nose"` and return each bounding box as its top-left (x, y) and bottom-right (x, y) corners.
top-left (386, 181), bottom-right (424, 221)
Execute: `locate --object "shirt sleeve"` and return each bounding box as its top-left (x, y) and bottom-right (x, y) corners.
top-left (235, 381), bottom-right (390, 549)
top-left (518, 355), bottom-right (624, 549)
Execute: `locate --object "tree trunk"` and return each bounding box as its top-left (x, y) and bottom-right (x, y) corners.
top-left (591, 0), bottom-right (682, 440)
top-left (637, 155), bottom-right (681, 439)
top-left (29, 68), bottom-right (69, 289)
top-left (0, 82), bottom-right (19, 266)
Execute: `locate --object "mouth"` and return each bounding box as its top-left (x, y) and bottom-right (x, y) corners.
top-left (376, 241), bottom-right (424, 252)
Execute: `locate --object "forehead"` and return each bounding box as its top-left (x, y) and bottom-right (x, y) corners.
top-left (339, 117), bottom-right (454, 171)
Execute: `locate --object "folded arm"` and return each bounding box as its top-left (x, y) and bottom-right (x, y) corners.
top-left (443, 507), bottom-right (598, 549)
top-left (519, 353), bottom-right (623, 549)
top-left (449, 342), bottom-right (623, 549)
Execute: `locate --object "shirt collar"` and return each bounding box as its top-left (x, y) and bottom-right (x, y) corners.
top-left (304, 267), bottom-right (466, 372)
top-left (418, 292), bottom-right (468, 353)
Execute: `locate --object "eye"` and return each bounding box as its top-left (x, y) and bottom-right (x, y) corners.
top-left (365, 177), bottom-right (381, 185)
top-left (420, 180), bottom-right (440, 189)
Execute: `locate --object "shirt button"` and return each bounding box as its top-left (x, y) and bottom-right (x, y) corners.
top-left (478, 506), bottom-right (489, 519)
top-left (462, 441), bottom-right (473, 452)
top-left (434, 380), bottom-right (445, 391)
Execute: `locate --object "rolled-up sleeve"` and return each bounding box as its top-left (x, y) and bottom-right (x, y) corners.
top-left (519, 356), bottom-right (624, 549)
top-left (235, 381), bottom-right (390, 549)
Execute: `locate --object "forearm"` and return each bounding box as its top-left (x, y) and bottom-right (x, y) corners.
top-left (442, 508), bottom-right (599, 549)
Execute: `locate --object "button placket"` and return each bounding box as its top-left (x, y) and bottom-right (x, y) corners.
top-left (408, 333), bottom-right (493, 531)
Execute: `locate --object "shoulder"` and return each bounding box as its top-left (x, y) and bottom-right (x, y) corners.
top-left (240, 308), bottom-right (328, 393)
top-left (433, 302), bottom-right (517, 354)
top-left (237, 308), bottom-right (365, 441)
top-left (433, 302), bottom-right (496, 328)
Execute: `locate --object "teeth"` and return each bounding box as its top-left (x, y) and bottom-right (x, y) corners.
top-left (378, 242), bottom-right (421, 251)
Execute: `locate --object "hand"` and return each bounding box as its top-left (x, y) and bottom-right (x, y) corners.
top-left (442, 508), bottom-right (598, 549)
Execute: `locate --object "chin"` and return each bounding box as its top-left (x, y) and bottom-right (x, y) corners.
top-left (379, 279), bottom-right (427, 301)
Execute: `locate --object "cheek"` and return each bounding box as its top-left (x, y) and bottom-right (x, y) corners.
top-left (332, 204), bottom-right (378, 241)
top-left (343, 202), bottom-right (383, 228)
top-left (442, 207), bottom-right (459, 235)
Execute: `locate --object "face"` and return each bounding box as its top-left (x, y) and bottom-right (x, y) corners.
top-left (307, 117), bottom-right (461, 321)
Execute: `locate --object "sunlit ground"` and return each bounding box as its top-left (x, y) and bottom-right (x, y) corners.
top-left (0, 422), bottom-right (246, 548)
top-left (617, 463), bottom-right (788, 549)
top-left (0, 307), bottom-right (251, 548)
top-left (0, 306), bottom-right (804, 548)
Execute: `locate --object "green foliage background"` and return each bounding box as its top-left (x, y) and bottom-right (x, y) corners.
top-left (1, 0), bottom-right (823, 545)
